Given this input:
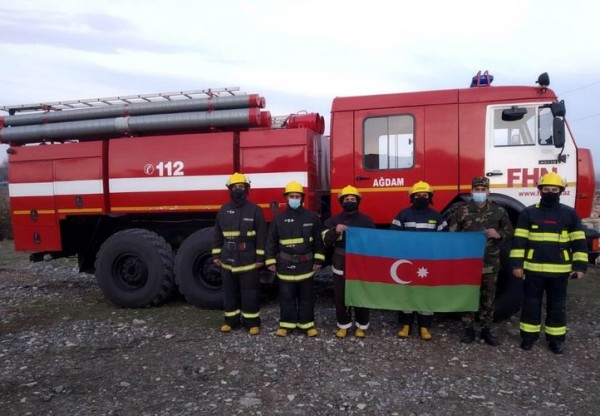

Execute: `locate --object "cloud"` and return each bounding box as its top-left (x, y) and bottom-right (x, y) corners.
top-left (0, 0), bottom-right (598, 170)
top-left (0, 8), bottom-right (206, 55)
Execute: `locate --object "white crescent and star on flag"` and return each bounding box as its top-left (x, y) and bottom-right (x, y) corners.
top-left (389, 259), bottom-right (429, 285)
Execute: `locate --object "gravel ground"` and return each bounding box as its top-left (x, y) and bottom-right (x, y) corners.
top-left (1, 241), bottom-right (600, 416)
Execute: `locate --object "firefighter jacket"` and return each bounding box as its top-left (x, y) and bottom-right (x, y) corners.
top-left (391, 206), bottom-right (448, 232)
top-left (322, 210), bottom-right (375, 275)
top-left (448, 200), bottom-right (514, 274)
top-left (212, 199), bottom-right (267, 274)
top-left (509, 201), bottom-right (588, 276)
top-left (265, 206), bottom-right (325, 281)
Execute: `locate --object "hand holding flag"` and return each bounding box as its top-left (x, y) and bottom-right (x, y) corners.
top-left (345, 228), bottom-right (486, 312)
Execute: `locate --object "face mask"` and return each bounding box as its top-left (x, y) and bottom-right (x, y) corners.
top-left (288, 198), bottom-right (301, 209)
top-left (230, 188), bottom-right (247, 203)
top-left (413, 197), bottom-right (429, 210)
top-left (472, 192), bottom-right (487, 204)
top-left (230, 189), bottom-right (247, 202)
top-left (541, 192), bottom-right (560, 205)
top-left (342, 201), bottom-right (358, 212)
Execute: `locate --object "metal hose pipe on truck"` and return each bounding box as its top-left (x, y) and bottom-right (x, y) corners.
top-left (0, 108), bottom-right (272, 144)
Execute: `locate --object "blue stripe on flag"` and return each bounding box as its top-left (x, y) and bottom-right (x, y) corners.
top-left (345, 227), bottom-right (486, 260)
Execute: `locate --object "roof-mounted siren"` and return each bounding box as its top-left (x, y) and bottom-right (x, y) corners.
top-left (470, 70), bottom-right (494, 87)
top-left (536, 72), bottom-right (550, 92)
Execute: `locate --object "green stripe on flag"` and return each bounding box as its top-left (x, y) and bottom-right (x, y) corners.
top-left (345, 281), bottom-right (480, 312)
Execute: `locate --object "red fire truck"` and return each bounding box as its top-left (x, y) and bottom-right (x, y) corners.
top-left (1, 72), bottom-right (597, 319)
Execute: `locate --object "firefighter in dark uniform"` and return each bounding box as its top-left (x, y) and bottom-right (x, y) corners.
top-left (212, 173), bottom-right (267, 335)
top-left (391, 181), bottom-right (448, 341)
top-left (510, 172), bottom-right (587, 354)
top-left (322, 185), bottom-right (375, 338)
top-left (448, 176), bottom-right (513, 346)
top-left (266, 181), bottom-right (325, 337)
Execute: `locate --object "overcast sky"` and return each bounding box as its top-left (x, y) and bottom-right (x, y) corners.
top-left (1, 0), bottom-right (598, 172)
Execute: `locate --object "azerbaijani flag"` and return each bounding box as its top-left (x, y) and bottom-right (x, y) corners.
top-left (345, 228), bottom-right (487, 312)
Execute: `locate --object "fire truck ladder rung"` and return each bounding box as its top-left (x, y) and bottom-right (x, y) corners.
top-left (1, 87), bottom-right (241, 114)
top-left (271, 115), bottom-right (289, 129)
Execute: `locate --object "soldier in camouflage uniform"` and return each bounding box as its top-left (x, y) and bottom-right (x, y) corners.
top-left (448, 176), bottom-right (514, 346)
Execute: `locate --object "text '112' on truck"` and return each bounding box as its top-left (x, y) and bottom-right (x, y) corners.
top-left (1, 71), bottom-right (597, 320)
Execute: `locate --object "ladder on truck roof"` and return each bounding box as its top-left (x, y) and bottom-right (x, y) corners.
top-left (0, 87), bottom-right (241, 115)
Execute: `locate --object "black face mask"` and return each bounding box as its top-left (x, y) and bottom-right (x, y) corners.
top-left (413, 197), bottom-right (429, 210)
top-left (342, 201), bottom-right (358, 212)
top-left (541, 192), bottom-right (560, 205)
top-left (230, 189), bottom-right (247, 203)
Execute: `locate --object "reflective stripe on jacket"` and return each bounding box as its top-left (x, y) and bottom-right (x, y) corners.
top-left (322, 210), bottom-right (375, 274)
top-left (510, 202), bottom-right (588, 276)
top-left (212, 200), bottom-right (267, 273)
top-left (265, 206), bottom-right (325, 280)
top-left (390, 206), bottom-right (448, 232)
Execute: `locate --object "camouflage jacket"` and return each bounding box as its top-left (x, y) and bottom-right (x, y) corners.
top-left (448, 200), bottom-right (514, 273)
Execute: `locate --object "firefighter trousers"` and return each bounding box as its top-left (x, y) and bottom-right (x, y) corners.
top-left (462, 272), bottom-right (496, 329)
top-left (520, 273), bottom-right (568, 342)
top-left (222, 268), bottom-right (260, 329)
top-left (398, 311), bottom-right (433, 328)
top-left (333, 274), bottom-right (369, 329)
top-left (278, 277), bottom-right (315, 330)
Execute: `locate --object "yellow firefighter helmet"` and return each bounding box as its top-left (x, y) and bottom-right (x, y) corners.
top-left (409, 181), bottom-right (433, 196)
top-left (338, 185), bottom-right (361, 202)
top-left (283, 181), bottom-right (304, 195)
top-left (226, 172), bottom-right (250, 188)
top-left (537, 172), bottom-right (566, 190)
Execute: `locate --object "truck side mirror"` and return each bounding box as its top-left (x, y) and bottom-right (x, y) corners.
top-left (553, 118), bottom-right (565, 148)
top-left (551, 100), bottom-right (566, 117)
top-left (502, 106), bottom-right (528, 121)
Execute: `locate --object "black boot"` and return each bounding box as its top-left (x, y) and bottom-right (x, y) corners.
top-left (548, 341), bottom-right (564, 354)
top-left (480, 328), bottom-right (500, 346)
top-left (520, 339), bottom-right (535, 351)
top-left (460, 327), bottom-right (476, 344)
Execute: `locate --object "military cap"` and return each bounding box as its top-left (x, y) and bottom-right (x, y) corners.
top-left (472, 176), bottom-right (489, 188)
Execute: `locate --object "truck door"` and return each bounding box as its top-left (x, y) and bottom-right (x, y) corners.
top-left (485, 104), bottom-right (577, 208)
top-left (353, 108), bottom-right (425, 224)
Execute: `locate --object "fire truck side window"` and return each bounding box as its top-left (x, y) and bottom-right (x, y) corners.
top-left (538, 107), bottom-right (553, 145)
top-left (363, 115), bottom-right (415, 170)
top-left (493, 107), bottom-right (534, 146)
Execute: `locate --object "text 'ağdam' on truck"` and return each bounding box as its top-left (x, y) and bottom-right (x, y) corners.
top-left (1, 72), bottom-right (597, 320)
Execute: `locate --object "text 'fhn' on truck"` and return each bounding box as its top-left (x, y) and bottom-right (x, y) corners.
top-left (1, 72), bottom-right (597, 319)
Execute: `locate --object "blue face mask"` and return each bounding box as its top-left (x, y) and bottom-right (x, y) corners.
top-left (288, 198), bottom-right (301, 209)
top-left (472, 192), bottom-right (487, 204)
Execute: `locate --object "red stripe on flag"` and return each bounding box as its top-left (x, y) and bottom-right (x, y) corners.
top-left (345, 254), bottom-right (483, 286)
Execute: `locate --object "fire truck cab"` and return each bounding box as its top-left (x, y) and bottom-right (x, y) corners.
top-left (328, 72), bottom-right (597, 317)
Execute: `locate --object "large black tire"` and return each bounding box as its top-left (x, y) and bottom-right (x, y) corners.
top-left (174, 228), bottom-right (223, 309)
top-left (95, 229), bottom-right (174, 308)
top-left (493, 240), bottom-right (523, 321)
top-left (584, 225), bottom-right (600, 264)
top-left (444, 199), bottom-right (522, 321)
top-left (494, 274), bottom-right (523, 321)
